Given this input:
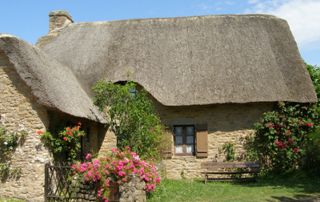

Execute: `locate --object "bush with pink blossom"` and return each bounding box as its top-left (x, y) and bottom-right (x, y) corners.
top-left (71, 147), bottom-right (161, 202)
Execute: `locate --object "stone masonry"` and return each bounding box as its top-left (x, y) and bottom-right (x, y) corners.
top-left (119, 175), bottom-right (146, 202)
top-left (157, 102), bottom-right (274, 179)
top-left (0, 52), bottom-right (51, 201)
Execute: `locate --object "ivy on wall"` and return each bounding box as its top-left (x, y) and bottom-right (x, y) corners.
top-left (0, 125), bottom-right (26, 181)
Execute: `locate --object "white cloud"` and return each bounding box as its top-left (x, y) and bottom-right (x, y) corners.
top-left (246, 0), bottom-right (320, 47)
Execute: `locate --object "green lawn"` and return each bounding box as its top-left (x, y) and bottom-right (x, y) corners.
top-left (1, 173), bottom-right (319, 202)
top-left (0, 199), bottom-right (24, 202)
top-left (148, 173), bottom-right (320, 202)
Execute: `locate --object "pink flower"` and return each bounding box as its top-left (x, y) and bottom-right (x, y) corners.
top-left (85, 153), bottom-right (92, 161)
top-left (116, 164), bottom-right (124, 171)
top-left (97, 189), bottom-right (102, 197)
top-left (87, 171), bottom-right (93, 178)
top-left (93, 159), bottom-right (100, 169)
top-left (63, 137), bottom-right (68, 141)
top-left (138, 167), bottom-right (145, 176)
top-left (71, 147), bottom-right (160, 195)
top-left (105, 179), bottom-right (110, 187)
top-left (131, 152), bottom-right (137, 156)
top-left (118, 161), bottom-right (124, 166)
top-left (123, 158), bottom-right (129, 163)
top-left (133, 155), bottom-right (140, 161)
top-left (146, 184), bottom-right (155, 192)
top-left (155, 177), bottom-right (161, 184)
top-left (111, 148), bottom-right (118, 153)
top-left (80, 163), bottom-right (88, 172)
top-left (118, 171), bottom-right (126, 177)
top-left (142, 175), bottom-right (149, 182)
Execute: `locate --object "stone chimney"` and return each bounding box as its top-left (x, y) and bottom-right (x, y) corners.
top-left (49, 10), bottom-right (73, 32)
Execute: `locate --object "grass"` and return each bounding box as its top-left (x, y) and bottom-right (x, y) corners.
top-left (148, 172), bottom-right (320, 202)
top-left (0, 199), bottom-right (24, 202)
top-left (1, 173), bottom-right (319, 202)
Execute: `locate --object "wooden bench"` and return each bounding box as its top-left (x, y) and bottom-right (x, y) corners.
top-left (200, 161), bottom-right (260, 183)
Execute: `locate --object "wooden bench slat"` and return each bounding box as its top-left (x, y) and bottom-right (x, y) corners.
top-left (201, 171), bottom-right (259, 175)
top-left (202, 161), bottom-right (260, 183)
top-left (206, 177), bottom-right (256, 182)
top-left (201, 162), bottom-right (259, 169)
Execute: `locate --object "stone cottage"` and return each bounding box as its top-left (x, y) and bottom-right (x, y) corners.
top-left (0, 10), bottom-right (317, 201)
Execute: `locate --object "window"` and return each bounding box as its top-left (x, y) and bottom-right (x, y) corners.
top-left (174, 125), bottom-right (195, 155)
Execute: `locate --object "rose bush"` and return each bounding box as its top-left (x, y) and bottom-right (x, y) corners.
top-left (39, 122), bottom-right (85, 162)
top-left (71, 147), bottom-right (161, 202)
top-left (251, 102), bottom-right (318, 172)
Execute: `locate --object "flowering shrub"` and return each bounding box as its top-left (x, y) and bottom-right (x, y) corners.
top-left (39, 122), bottom-right (85, 162)
top-left (71, 147), bottom-right (161, 202)
top-left (251, 102), bottom-right (318, 172)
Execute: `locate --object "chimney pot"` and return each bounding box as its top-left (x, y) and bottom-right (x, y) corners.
top-left (49, 10), bottom-right (73, 32)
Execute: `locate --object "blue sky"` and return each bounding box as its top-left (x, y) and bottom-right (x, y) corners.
top-left (0, 0), bottom-right (319, 65)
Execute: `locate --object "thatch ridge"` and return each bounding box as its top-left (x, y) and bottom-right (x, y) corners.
top-left (37, 14), bottom-right (317, 105)
top-left (0, 35), bottom-right (105, 123)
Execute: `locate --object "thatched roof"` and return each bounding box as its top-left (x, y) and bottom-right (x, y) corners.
top-left (37, 14), bottom-right (317, 105)
top-left (0, 35), bottom-right (106, 123)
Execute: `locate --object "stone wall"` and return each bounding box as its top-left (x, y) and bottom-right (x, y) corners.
top-left (119, 175), bottom-right (146, 202)
top-left (0, 52), bottom-right (51, 201)
top-left (156, 102), bottom-right (274, 179)
top-left (98, 128), bottom-right (117, 156)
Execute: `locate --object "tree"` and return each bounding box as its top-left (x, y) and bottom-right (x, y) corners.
top-left (93, 81), bottom-right (164, 160)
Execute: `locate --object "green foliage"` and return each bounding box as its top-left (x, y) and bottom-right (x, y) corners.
top-left (222, 142), bottom-right (235, 162)
top-left (253, 102), bottom-right (318, 172)
top-left (304, 128), bottom-right (320, 175)
top-left (0, 126), bottom-right (25, 181)
top-left (301, 64), bottom-right (320, 174)
top-left (306, 64), bottom-right (320, 101)
top-left (242, 136), bottom-right (259, 162)
top-left (92, 81), bottom-right (164, 160)
top-left (39, 123), bottom-right (85, 163)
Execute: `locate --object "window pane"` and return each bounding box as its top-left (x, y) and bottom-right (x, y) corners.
top-left (175, 145), bottom-right (183, 153)
top-left (175, 136), bottom-right (183, 145)
top-left (186, 145), bottom-right (193, 153)
top-left (186, 126), bottom-right (194, 136)
top-left (175, 127), bottom-right (183, 136)
top-left (186, 136), bottom-right (194, 144)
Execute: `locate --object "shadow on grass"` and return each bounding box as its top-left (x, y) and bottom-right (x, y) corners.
top-left (234, 171), bottom-right (320, 201)
top-left (267, 194), bottom-right (320, 202)
top-left (240, 172), bottom-right (320, 193)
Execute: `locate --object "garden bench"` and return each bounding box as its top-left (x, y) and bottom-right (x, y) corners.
top-left (200, 161), bottom-right (260, 183)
